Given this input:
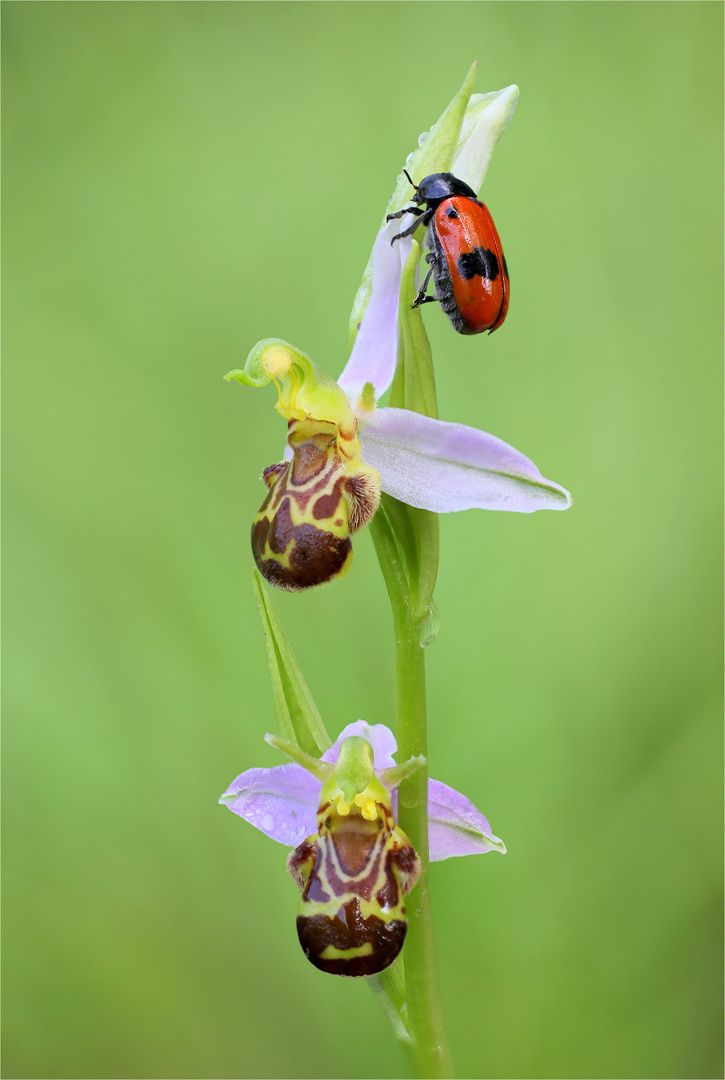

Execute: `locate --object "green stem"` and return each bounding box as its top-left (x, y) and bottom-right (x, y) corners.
top-left (371, 512), bottom-right (452, 1080)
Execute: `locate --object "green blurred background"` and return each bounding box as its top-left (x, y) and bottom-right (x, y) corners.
top-left (3, 3), bottom-right (722, 1078)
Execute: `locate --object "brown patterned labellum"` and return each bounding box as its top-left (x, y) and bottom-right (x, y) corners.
top-left (287, 796), bottom-right (420, 977)
top-left (252, 418), bottom-right (379, 591)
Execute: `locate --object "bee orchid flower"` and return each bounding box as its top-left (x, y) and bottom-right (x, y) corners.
top-left (225, 328), bottom-right (570, 589)
top-left (219, 721), bottom-right (505, 976)
top-left (225, 79), bottom-right (570, 591)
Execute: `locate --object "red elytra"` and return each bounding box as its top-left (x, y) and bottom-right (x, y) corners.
top-left (387, 171), bottom-right (510, 336)
top-left (430, 196), bottom-right (509, 335)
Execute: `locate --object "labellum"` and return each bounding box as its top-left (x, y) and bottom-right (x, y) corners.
top-left (286, 744), bottom-right (420, 977)
top-left (252, 416), bottom-right (380, 591)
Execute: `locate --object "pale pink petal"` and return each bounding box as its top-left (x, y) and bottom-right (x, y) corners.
top-left (219, 763), bottom-right (320, 847)
top-left (360, 407), bottom-right (571, 513)
top-left (427, 778), bottom-right (506, 861)
top-left (337, 222), bottom-right (411, 404)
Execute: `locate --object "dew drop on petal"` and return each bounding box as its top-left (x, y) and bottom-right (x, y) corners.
top-left (262, 813), bottom-right (274, 832)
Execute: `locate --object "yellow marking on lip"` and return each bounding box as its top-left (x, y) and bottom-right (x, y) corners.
top-left (299, 893), bottom-right (403, 924)
top-left (319, 942), bottom-right (374, 961)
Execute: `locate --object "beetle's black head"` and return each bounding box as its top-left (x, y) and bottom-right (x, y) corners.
top-left (413, 172), bottom-right (478, 208)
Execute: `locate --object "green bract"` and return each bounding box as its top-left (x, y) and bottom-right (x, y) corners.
top-left (252, 570), bottom-right (331, 757)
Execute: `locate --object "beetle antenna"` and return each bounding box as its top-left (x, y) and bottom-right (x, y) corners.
top-left (403, 168), bottom-right (417, 190)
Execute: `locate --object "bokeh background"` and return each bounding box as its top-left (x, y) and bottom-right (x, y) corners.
top-left (3, 3), bottom-right (722, 1079)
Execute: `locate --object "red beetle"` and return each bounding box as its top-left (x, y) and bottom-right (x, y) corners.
top-left (387, 170), bottom-right (509, 335)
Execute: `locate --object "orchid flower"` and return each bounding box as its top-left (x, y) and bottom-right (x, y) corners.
top-left (226, 76), bottom-right (571, 591)
top-left (220, 721), bottom-right (504, 976)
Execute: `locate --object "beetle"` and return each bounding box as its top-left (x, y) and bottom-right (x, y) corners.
top-left (387, 170), bottom-right (510, 335)
top-left (287, 777), bottom-right (420, 977)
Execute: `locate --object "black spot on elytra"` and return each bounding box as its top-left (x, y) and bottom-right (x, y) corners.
top-left (457, 246), bottom-right (500, 281)
top-left (446, 206), bottom-right (459, 219)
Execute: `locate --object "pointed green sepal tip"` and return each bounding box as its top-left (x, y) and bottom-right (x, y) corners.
top-left (264, 733), bottom-right (333, 781)
top-left (386, 61), bottom-right (478, 220)
top-left (378, 755), bottom-right (426, 790)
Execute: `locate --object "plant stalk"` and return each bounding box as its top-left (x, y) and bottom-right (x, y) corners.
top-left (371, 511), bottom-right (452, 1080)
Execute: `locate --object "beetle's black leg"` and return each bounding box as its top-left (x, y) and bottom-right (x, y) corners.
top-left (411, 265), bottom-right (435, 308)
top-left (386, 205), bottom-right (424, 223)
top-left (390, 208), bottom-right (434, 245)
top-left (390, 219), bottom-right (423, 243)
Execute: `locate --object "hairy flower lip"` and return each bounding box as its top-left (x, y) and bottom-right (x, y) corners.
top-left (220, 721), bottom-right (506, 861)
